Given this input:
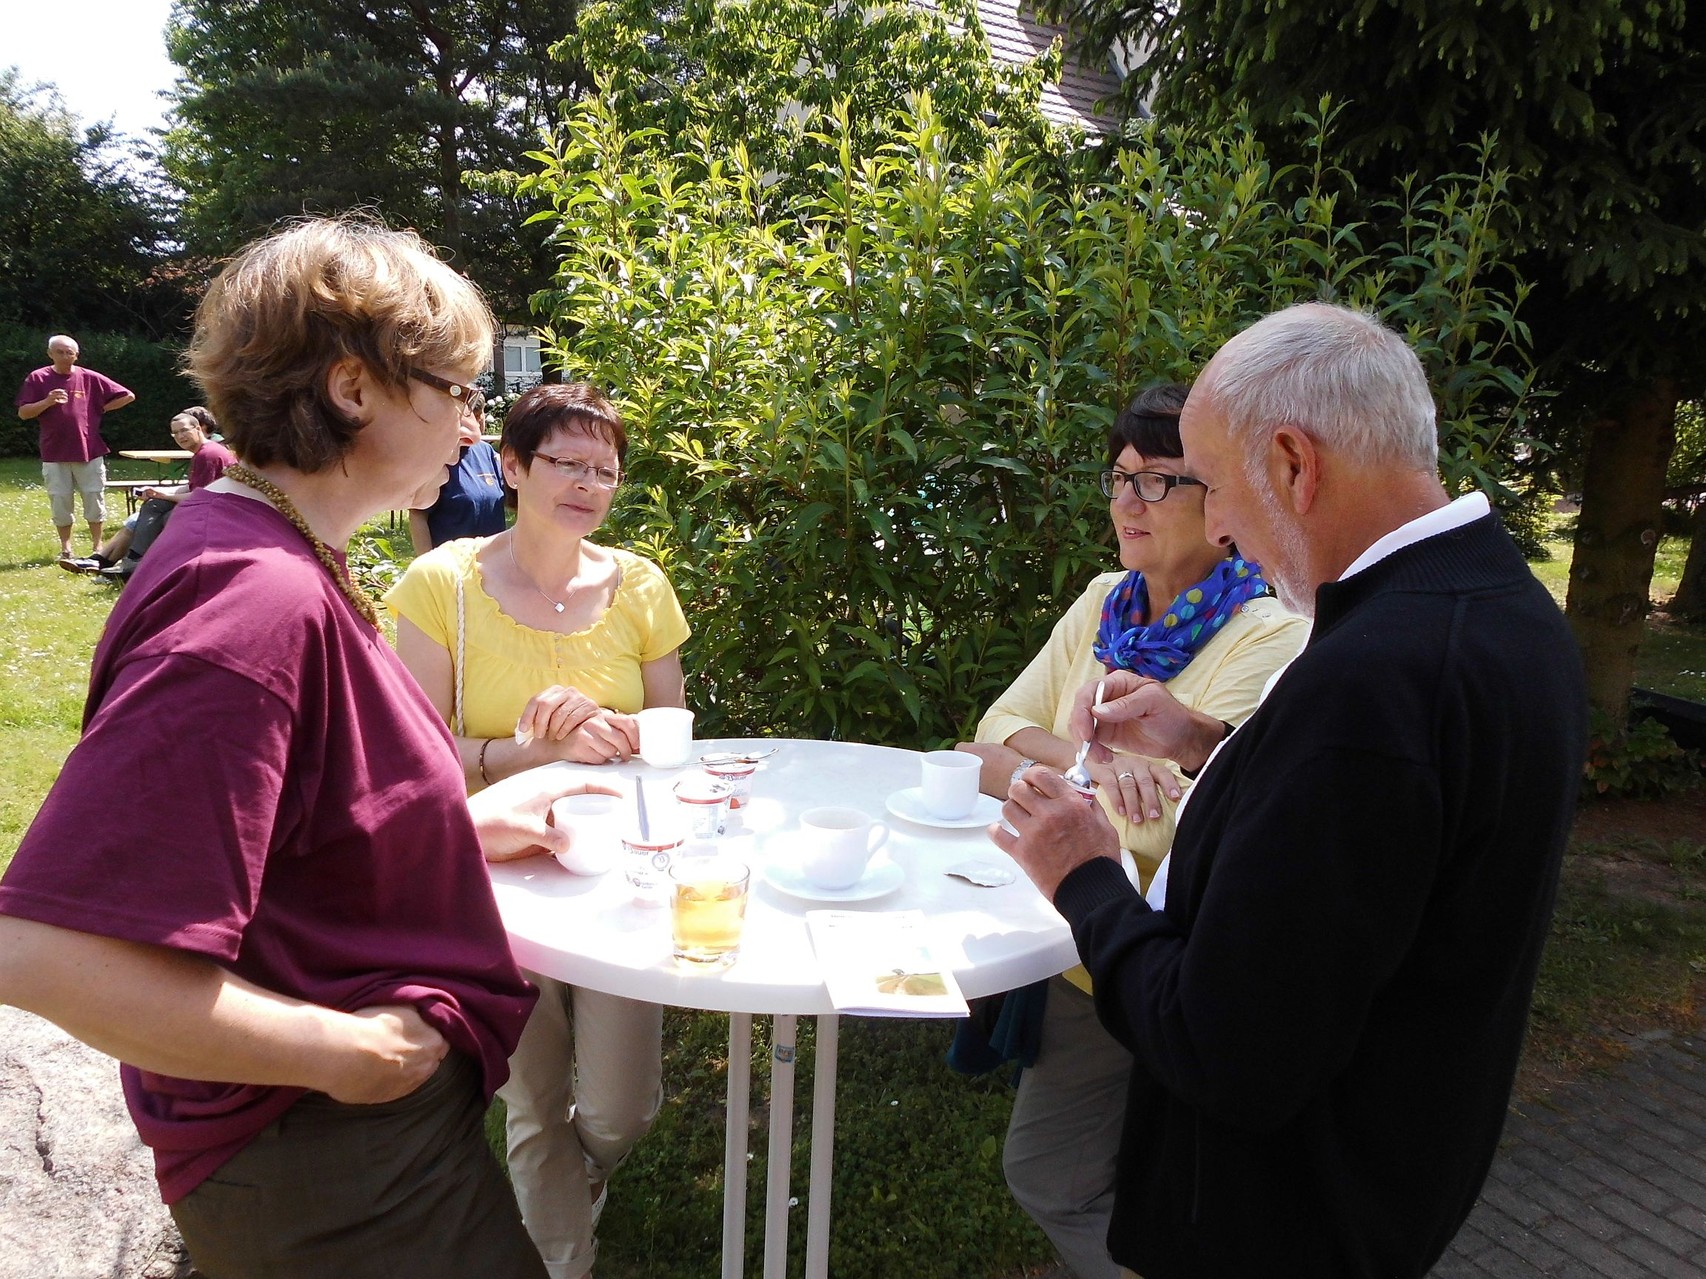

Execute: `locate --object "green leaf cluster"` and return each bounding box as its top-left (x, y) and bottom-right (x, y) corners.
top-left (1582, 710), bottom-right (1701, 799)
top-left (529, 90), bottom-right (1533, 748)
top-left (1038, 0), bottom-right (1706, 391)
top-left (553, 0), bottom-right (1065, 180)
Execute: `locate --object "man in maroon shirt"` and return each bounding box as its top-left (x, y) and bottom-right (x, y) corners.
top-left (14, 334), bottom-right (135, 561)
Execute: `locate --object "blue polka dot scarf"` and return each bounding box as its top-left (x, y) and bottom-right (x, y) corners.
top-left (1092, 557), bottom-right (1270, 680)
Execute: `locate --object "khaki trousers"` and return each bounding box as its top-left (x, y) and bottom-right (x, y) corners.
top-left (1003, 975), bottom-right (1131, 1279)
top-left (499, 972), bottom-right (663, 1279)
top-left (171, 1052), bottom-right (544, 1279)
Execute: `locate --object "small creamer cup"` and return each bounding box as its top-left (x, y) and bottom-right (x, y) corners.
top-left (635, 706), bottom-right (695, 768)
top-left (920, 749), bottom-right (981, 819)
top-left (798, 806), bottom-right (889, 891)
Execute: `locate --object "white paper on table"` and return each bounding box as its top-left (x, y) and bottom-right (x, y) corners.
top-left (806, 909), bottom-right (970, 1018)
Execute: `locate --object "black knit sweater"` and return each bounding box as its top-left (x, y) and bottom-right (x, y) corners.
top-left (1053, 513), bottom-right (1587, 1279)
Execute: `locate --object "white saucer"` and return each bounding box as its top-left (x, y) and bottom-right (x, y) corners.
top-left (762, 859), bottom-right (905, 903)
top-left (885, 788), bottom-right (1002, 830)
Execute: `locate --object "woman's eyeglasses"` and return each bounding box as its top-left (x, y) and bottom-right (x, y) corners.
top-left (533, 451), bottom-right (622, 489)
top-left (1098, 469), bottom-right (1206, 502)
top-left (407, 367), bottom-right (476, 402)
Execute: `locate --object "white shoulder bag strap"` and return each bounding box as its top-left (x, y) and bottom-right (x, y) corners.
top-left (451, 552), bottom-right (467, 738)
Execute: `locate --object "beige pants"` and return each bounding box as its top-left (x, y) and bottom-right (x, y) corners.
top-left (499, 973), bottom-right (663, 1279)
top-left (42, 458), bottom-right (106, 527)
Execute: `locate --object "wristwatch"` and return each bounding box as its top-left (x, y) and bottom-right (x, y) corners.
top-left (1009, 757), bottom-right (1037, 788)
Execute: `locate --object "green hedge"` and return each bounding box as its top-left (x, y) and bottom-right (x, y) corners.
top-left (526, 98), bottom-right (1536, 751)
top-left (0, 321), bottom-right (202, 458)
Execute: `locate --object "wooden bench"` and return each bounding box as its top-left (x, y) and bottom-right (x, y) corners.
top-left (104, 479), bottom-right (159, 517)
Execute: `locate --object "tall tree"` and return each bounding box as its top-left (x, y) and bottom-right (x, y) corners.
top-left (163, 0), bottom-right (583, 316)
top-left (1038, 0), bottom-right (1706, 727)
top-left (559, 0), bottom-right (1060, 168)
top-left (0, 70), bottom-right (180, 336)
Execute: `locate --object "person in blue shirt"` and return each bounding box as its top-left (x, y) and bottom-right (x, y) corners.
top-left (410, 387), bottom-right (508, 551)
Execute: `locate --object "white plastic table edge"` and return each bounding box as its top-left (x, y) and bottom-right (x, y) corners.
top-left (490, 739), bottom-right (1078, 1279)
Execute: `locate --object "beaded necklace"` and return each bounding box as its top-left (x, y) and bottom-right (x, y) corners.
top-left (225, 462), bottom-right (381, 628)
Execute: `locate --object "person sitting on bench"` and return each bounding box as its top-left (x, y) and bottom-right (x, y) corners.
top-left (63, 408), bottom-right (234, 578)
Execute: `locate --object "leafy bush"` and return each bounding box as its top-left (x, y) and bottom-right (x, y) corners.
top-left (0, 320), bottom-right (201, 458)
top-left (1498, 484), bottom-right (1559, 562)
top-left (528, 97), bottom-right (1535, 750)
top-left (524, 94), bottom-right (1534, 751)
top-left (1582, 711), bottom-right (1701, 799)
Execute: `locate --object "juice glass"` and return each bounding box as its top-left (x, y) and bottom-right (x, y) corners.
top-left (670, 857), bottom-right (751, 967)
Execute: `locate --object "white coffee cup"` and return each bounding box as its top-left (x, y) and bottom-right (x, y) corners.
top-left (798, 806), bottom-right (890, 891)
top-left (635, 706), bottom-right (695, 768)
top-left (551, 793), bottom-right (622, 875)
top-left (920, 749), bottom-right (981, 820)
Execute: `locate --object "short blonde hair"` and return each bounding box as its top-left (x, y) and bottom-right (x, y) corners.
top-left (186, 218), bottom-right (494, 473)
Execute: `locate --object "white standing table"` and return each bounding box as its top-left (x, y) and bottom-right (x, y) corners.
top-left (489, 738), bottom-right (1077, 1279)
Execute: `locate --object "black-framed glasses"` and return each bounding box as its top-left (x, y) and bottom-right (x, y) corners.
top-left (533, 450), bottom-right (622, 489)
top-left (407, 367), bottom-right (475, 402)
top-left (1098, 469), bottom-right (1205, 502)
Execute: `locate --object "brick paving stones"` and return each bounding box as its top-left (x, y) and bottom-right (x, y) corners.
top-left (1433, 1030), bottom-right (1706, 1278)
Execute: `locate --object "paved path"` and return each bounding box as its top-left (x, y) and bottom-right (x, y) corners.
top-left (1433, 1029), bottom-right (1706, 1277)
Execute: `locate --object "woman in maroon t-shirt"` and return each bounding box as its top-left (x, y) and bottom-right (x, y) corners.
top-left (0, 220), bottom-right (614, 1279)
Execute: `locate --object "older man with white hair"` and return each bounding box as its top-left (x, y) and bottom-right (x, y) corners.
top-left (996, 302), bottom-right (1587, 1279)
top-left (15, 334), bottom-right (135, 562)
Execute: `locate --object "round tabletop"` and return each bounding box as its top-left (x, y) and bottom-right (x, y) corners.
top-left (488, 738), bottom-right (1078, 1015)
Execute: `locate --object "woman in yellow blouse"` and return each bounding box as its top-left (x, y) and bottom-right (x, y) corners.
top-left (956, 383), bottom-right (1307, 1279)
top-left (388, 382), bottom-right (687, 1279)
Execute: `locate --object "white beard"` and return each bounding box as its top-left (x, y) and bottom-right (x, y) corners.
top-left (1256, 479), bottom-right (1314, 616)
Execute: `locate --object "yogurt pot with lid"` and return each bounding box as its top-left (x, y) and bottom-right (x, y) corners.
top-left (673, 772), bottom-right (733, 839)
top-left (701, 758), bottom-right (757, 809)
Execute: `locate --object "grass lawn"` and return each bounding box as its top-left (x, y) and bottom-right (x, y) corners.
top-left (0, 459), bottom-right (1701, 1278)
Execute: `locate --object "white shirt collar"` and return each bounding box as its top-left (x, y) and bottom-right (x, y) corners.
top-left (1339, 491), bottom-right (1490, 582)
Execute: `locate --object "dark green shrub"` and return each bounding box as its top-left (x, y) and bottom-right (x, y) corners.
top-left (1498, 485), bottom-right (1559, 561)
top-left (1582, 711), bottom-right (1701, 799)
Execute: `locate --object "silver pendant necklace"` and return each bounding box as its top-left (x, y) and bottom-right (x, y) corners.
top-left (509, 534), bottom-right (566, 613)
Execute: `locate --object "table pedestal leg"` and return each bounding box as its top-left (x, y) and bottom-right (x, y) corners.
top-left (763, 1014), bottom-right (798, 1279)
top-left (804, 1014), bottom-right (839, 1279)
top-left (723, 1012), bottom-right (753, 1279)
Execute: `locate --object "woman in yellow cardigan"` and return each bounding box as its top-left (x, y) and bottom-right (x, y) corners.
top-left (387, 383), bottom-right (688, 1279)
top-left (956, 383), bottom-right (1306, 1279)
